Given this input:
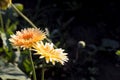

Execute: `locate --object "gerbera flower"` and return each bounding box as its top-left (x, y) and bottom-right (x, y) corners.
top-left (0, 0), bottom-right (12, 10)
top-left (9, 28), bottom-right (46, 48)
top-left (33, 41), bottom-right (69, 65)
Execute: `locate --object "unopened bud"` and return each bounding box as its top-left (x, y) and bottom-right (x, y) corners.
top-left (78, 41), bottom-right (86, 48)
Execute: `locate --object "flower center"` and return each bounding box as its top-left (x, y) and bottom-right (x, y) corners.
top-left (22, 34), bottom-right (33, 40)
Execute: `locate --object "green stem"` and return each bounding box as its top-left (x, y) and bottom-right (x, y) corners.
top-left (41, 63), bottom-right (45, 80)
top-left (11, 3), bottom-right (37, 28)
top-left (11, 3), bottom-right (57, 49)
top-left (0, 13), bottom-right (4, 32)
top-left (29, 50), bottom-right (37, 80)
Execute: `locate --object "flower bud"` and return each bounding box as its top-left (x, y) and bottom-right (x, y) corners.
top-left (0, 0), bottom-right (12, 10)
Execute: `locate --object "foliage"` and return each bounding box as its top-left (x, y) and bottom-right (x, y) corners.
top-left (0, 3), bottom-right (33, 79)
top-left (0, 60), bottom-right (30, 80)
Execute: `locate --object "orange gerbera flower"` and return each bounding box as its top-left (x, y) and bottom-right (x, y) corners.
top-left (9, 28), bottom-right (46, 48)
top-left (33, 41), bottom-right (69, 65)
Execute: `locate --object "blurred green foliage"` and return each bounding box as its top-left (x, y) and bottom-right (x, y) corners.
top-left (0, 3), bottom-right (33, 79)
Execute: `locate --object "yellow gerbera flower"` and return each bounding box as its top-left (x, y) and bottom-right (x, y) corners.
top-left (33, 41), bottom-right (69, 65)
top-left (0, 0), bottom-right (12, 10)
top-left (9, 28), bottom-right (46, 48)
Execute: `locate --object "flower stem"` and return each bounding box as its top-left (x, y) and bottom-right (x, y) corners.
top-left (0, 13), bottom-right (4, 32)
top-left (11, 3), bottom-right (37, 28)
top-left (41, 62), bottom-right (45, 80)
top-left (11, 3), bottom-right (57, 49)
top-left (29, 50), bottom-right (37, 80)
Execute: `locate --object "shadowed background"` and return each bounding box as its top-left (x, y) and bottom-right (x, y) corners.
top-left (12, 0), bottom-right (120, 80)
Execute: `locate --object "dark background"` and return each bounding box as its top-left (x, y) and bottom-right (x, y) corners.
top-left (13, 0), bottom-right (120, 80)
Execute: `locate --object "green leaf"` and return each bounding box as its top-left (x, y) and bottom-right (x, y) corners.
top-left (116, 50), bottom-right (120, 56)
top-left (23, 59), bottom-right (32, 73)
top-left (0, 61), bottom-right (30, 80)
top-left (7, 21), bottom-right (18, 34)
top-left (14, 3), bottom-right (24, 11)
top-left (0, 48), bottom-right (4, 53)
